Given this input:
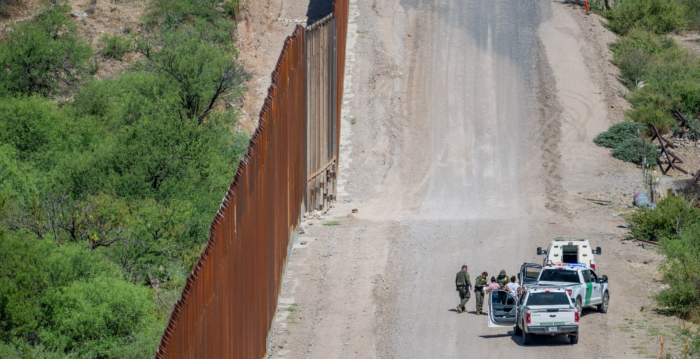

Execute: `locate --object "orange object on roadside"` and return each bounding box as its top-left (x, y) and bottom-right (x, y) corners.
top-left (584, 1), bottom-right (590, 13)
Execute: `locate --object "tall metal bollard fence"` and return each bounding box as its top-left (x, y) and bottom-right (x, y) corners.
top-left (154, 0), bottom-right (351, 357)
top-left (306, 14), bottom-right (338, 212)
top-left (304, 0), bottom-right (349, 212)
top-left (155, 26), bottom-right (307, 359)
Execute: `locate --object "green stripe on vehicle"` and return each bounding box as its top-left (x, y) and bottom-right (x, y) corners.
top-left (585, 283), bottom-right (593, 306)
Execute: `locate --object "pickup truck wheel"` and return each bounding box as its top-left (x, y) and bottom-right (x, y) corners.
top-left (514, 322), bottom-right (522, 335)
top-left (569, 330), bottom-right (579, 344)
top-left (575, 296), bottom-right (582, 314)
top-left (522, 323), bottom-right (531, 345)
top-left (597, 291), bottom-right (609, 313)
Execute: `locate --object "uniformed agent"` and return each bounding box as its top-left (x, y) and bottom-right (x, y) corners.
top-left (474, 272), bottom-right (488, 315)
top-left (497, 270), bottom-right (509, 288)
top-left (455, 265), bottom-right (471, 313)
top-left (496, 269), bottom-right (509, 304)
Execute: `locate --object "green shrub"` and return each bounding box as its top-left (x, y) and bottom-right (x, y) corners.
top-left (626, 195), bottom-right (700, 241)
top-left (0, 144), bottom-right (44, 207)
top-left (609, 29), bottom-right (700, 130)
top-left (611, 137), bottom-right (660, 165)
top-left (41, 276), bottom-right (157, 355)
top-left (0, 2), bottom-right (92, 96)
top-left (602, 0), bottom-right (687, 35)
top-left (677, 0), bottom-right (700, 30)
top-left (99, 34), bottom-right (131, 60)
top-left (223, 0), bottom-right (240, 19)
top-left (655, 221), bottom-right (700, 318)
top-left (141, 28), bottom-right (250, 122)
top-left (610, 28), bottom-right (679, 87)
top-left (0, 231), bottom-right (51, 342)
top-left (673, 117), bottom-right (700, 140)
top-left (0, 96), bottom-right (74, 168)
top-left (145, 0), bottom-right (234, 39)
top-left (594, 122), bottom-right (646, 148)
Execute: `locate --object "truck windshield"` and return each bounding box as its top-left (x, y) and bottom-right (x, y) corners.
top-left (538, 270), bottom-right (579, 283)
top-left (527, 292), bottom-right (571, 306)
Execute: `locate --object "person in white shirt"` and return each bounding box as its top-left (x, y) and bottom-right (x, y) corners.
top-left (505, 276), bottom-right (520, 298)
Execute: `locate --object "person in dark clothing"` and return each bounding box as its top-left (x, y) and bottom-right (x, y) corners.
top-left (455, 265), bottom-right (472, 313)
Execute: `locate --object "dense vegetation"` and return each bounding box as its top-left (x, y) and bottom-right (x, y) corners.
top-left (0, 0), bottom-right (249, 357)
top-left (592, 0), bottom-right (700, 168)
top-left (610, 29), bottom-right (700, 130)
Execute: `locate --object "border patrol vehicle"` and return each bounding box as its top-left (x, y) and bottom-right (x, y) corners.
top-left (537, 237), bottom-right (602, 272)
top-left (487, 287), bottom-right (580, 345)
top-left (532, 263), bottom-right (610, 314)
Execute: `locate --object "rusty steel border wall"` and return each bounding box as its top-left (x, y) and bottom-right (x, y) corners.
top-left (154, 0), bottom-right (351, 356)
top-left (155, 25), bottom-right (306, 359)
top-left (306, 14), bottom-right (338, 212)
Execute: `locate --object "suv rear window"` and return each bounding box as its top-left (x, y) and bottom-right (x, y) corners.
top-left (538, 270), bottom-right (579, 283)
top-left (526, 292), bottom-right (571, 306)
top-left (524, 267), bottom-right (541, 279)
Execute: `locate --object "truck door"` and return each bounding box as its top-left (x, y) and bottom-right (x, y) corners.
top-left (585, 270), bottom-right (602, 304)
top-left (562, 245), bottom-right (578, 264)
top-left (487, 289), bottom-right (518, 328)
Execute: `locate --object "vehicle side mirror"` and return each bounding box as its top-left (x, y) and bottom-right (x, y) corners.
top-left (537, 247), bottom-right (547, 256)
top-left (595, 247), bottom-right (602, 255)
top-left (602, 275), bottom-right (608, 283)
top-left (598, 278), bottom-right (605, 284)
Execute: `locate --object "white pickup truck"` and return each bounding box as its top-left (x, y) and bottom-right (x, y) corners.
top-left (488, 287), bottom-right (579, 345)
top-left (531, 263), bottom-right (610, 314)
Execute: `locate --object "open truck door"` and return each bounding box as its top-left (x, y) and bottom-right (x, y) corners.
top-left (487, 289), bottom-right (518, 328)
top-left (519, 263), bottom-right (543, 288)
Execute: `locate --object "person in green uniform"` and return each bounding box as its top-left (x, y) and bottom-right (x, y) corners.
top-left (497, 270), bottom-right (509, 288)
top-left (497, 270), bottom-right (509, 304)
top-left (474, 272), bottom-right (488, 315)
top-left (455, 265), bottom-right (471, 313)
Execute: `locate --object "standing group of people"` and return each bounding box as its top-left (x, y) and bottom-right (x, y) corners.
top-left (454, 265), bottom-right (522, 315)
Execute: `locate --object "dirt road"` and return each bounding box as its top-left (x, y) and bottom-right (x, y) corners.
top-left (266, 0), bottom-right (671, 358)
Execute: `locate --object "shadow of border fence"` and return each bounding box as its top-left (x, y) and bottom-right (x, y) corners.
top-left (154, 0), bottom-right (350, 357)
